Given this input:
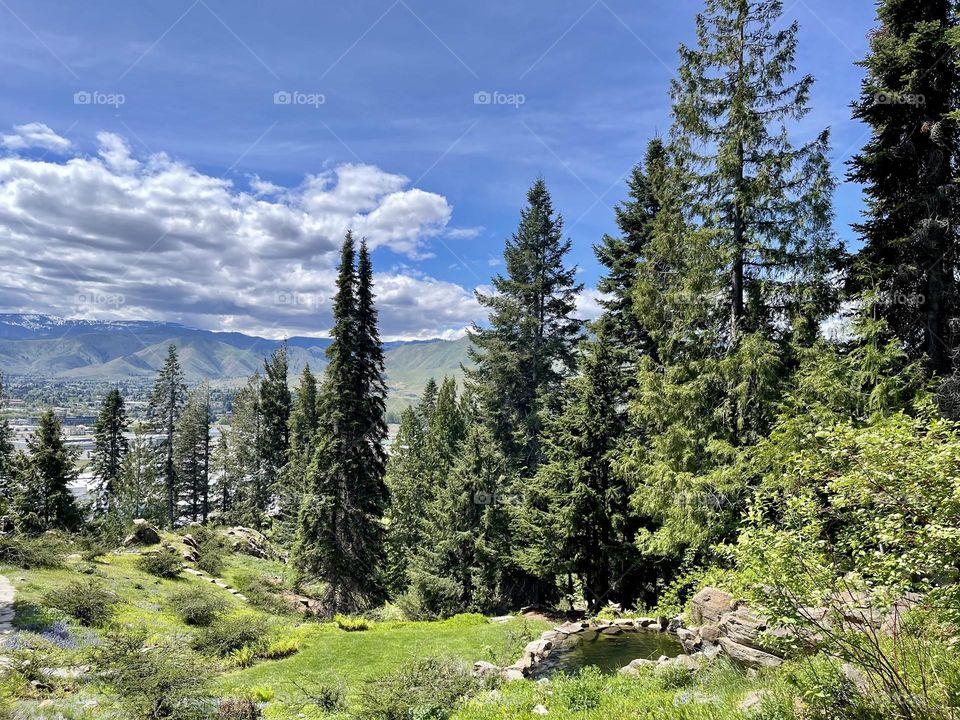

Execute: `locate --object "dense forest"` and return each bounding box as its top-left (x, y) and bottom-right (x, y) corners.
top-left (2, 1), bottom-right (960, 718)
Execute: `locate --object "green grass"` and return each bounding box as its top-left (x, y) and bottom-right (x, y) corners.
top-left (216, 615), bottom-right (551, 703)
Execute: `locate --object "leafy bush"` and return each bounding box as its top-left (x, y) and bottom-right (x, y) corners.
top-left (191, 613), bottom-right (268, 657)
top-left (334, 614), bottom-right (370, 631)
top-left (168, 589), bottom-right (227, 626)
top-left (92, 629), bottom-right (212, 720)
top-left (654, 661), bottom-right (696, 690)
top-left (555, 666), bottom-right (605, 712)
top-left (247, 686), bottom-right (275, 703)
top-left (393, 588), bottom-right (434, 621)
top-left (136, 545), bottom-right (183, 578)
top-left (189, 526), bottom-right (228, 576)
top-left (217, 698), bottom-right (260, 720)
top-left (356, 656), bottom-right (478, 720)
top-left (228, 645), bottom-right (256, 669)
top-left (44, 579), bottom-right (119, 626)
top-left (262, 636), bottom-right (300, 660)
top-left (370, 602), bottom-right (407, 622)
top-left (231, 572), bottom-right (294, 616)
top-left (0, 535), bottom-right (65, 568)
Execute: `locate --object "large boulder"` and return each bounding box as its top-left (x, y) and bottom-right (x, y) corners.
top-left (691, 587), bottom-right (737, 625)
top-left (225, 527), bottom-right (275, 560)
top-left (718, 637), bottom-right (783, 668)
top-left (122, 519), bottom-right (161, 547)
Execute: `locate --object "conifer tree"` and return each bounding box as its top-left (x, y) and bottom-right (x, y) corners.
top-left (117, 424), bottom-right (162, 523)
top-left (849, 0), bottom-right (959, 375)
top-left (278, 363), bottom-right (319, 533)
top-left (670, 0), bottom-right (839, 345)
top-left (294, 232), bottom-right (389, 614)
top-left (259, 342), bottom-right (291, 500)
top-left (176, 382), bottom-right (212, 523)
top-left (148, 344), bottom-right (187, 528)
top-left (384, 405), bottom-right (427, 594)
top-left (91, 388), bottom-right (129, 515)
top-left (468, 178), bottom-right (583, 475)
top-left (0, 373), bottom-right (16, 516)
top-left (523, 329), bottom-right (640, 611)
top-left (227, 373), bottom-right (263, 526)
top-left (12, 410), bottom-right (81, 532)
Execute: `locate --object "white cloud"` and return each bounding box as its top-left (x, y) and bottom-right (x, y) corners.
top-left (574, 288), bottom-right (607, 321)
top-left (1, 122), bottom-right (71, 152)
top-left (0, 124), bottom-right (480, 339)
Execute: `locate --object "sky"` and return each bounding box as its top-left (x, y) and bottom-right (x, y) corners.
top-left (0, 0), bottom-right (876, 340)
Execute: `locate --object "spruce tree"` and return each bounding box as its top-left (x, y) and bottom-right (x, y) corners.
top-left (671, 0), bottom-right (839, 345)
top-left (227, 373), bottom-right (263, 526)
top-left (148, 344), bottom-right (187, 528)
top-left (384, 405), bottom-right (427, 594)
top-left (117, 424), bottom-right (162, 523)
top-left (12, 410), bottom-right (81, 532)
top-left (294, 232), bottom-right (389, 614)
top-left (91, 388), bottom-right (129, 515)
top-left (278, 363), bottom-right (319, 534)
top-left (523, 329), bottom-right (640, 611)
top-left (259, 342), bottom-right (291, 502)
top-left (468, 178), bottom-right (583, 475)
top-left (176, 382), bottom-right (212, 523)
top-left (849, 0), bottom-right (959, 375)
top-left (0, 373), bottom-right (16, 517)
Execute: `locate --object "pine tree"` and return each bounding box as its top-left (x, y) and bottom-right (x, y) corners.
top-left (148, 344), bottom-right (187, 528)
top-left (594, 139), bottom-right (664, 362)
top-left (117, 424), bottom-right (162, 523)
top-left (0, 373), bottom-right (16, 517)
top-left (12, 410), bottom-right (81, 532)
top-left (91, 388), bottom-right (129, 515)
top-left (278, 364), bottom-right (319, 535)
top-left (227, 373), bottom-right (263, 526)
top-left (523, 329), bottom-right (641, 611)
top-left (176, 382), bottom-right (212, 523)
top-left (670, 0), bottom-right (839, 345)
top-left (468, 178), bottom-right (583, 475)
top-left (294, 232), bottom-right (389, 614)
top-left (849, 0), bottom-right (959, 375)
top-left (384, 406), bottom-right (427, 594)
top-left (260, 343), bottom-right (291, 503)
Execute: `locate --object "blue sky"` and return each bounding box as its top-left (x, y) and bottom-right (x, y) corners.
top-left (0, 0), bottom-right (875, 339)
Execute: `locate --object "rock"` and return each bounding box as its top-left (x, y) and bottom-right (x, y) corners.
top-left (699, 624), bottom-right (721, 642)
top-left (122, 519), bottom-right (161, 547)
top-left (554, 621), bottom-right (588, 635)
top-left (635, 617), bottom-right (658, 628)
top-left (668, 616), bottom-right (684, 632)
top-left (599, 625), bottom-right (622, 635)
top-left (577, 629), bottom-right (598, 642)
top-left (182, 534), bottom-right (199, 550)
top-left (719, 609), bottom-right (767, 648)
top-left (841, 663), bottom-right (870, 694)
top-left (0, 516), bottom-right (13, 535)
top-left (718, 637), bottom-right (783, 668)
top-left (691, 587), bottom-right (737, 624)
top-left (676, 627), bottom-right (700, 653)
top-left (502, 668), bottom-right (525, 682)
top-left (738, 690), bottom-right (770, 712)
top-left (532, 704), bottom-right (549, 715)
top-left (614, 619), bottom-right (635, 628)
top-left (473, 661), bottom-right (501, 679)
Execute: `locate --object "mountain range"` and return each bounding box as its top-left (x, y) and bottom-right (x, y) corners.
top-left (0, 314), bottom-right (471, 404)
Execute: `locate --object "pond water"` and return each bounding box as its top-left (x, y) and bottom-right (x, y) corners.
top-left (542, 632), bottom-right (685, 676)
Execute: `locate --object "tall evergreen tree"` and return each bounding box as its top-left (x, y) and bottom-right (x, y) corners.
top-left (294, 232), bottom-right (389, 614)
top-left (117, 424), bottom-right (162, 523)
top-left (260, 343), bottom-right (291, 502)
top-left (468, 178), bottom-right (583, 475)
top-left (671, 0), bottom-right (839, 345)
top-left (522, 329), bottom-right (641, 611)
top-left (0, 373), bottom-right (16, 517)
top-left (849, 0), bottom-right (959, 375)
top-left (384, 405), bottom-right (427, 594)
top-left (148, 344), bottom-right (187, 528)
top-left (12, 410), bottom-right (81, 532)
top-left (176, 382), bottom-right (212, 523)
top-left (91, 388), bottom-right (129, 515)
top-left (278, 364), bottom-right (319, 535)
top-left (227, 373), bottom-right (263, 526)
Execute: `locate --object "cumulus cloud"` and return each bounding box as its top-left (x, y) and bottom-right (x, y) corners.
top-left (0, 125), bottom-right (480, 339)
top-left (1, 122), bottom-right (71, 152)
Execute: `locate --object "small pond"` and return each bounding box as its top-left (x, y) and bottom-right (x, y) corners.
top-left (541, 632), bottom-right (685, 677)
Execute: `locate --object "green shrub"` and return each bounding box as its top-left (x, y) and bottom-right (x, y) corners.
top-left (229, 645), bottom-right (256, 669)
top-left (0, 535), bottom-right (66, 568)
top-left (217, 698), bottom-right (260, 720)
top-left (189, 527), bottom-right (227, 576)
top-left (334, 614), bottom-right (370, 631)
top-left (136, 546), bottom-right (183, 578)
top-left (44, 579), bottom-right (119, 626)
top-left (556, 666), bottom-right (605, 712)
top-left (92, 629), bottom-right (212, 720)
top-left (370, 602), bottom-right (407, 622)
top-left (393, 588), bottom-right (433, 621)
top-left (191, 613), bottom-right (268, 657)
top-left (654, 660), bottom-right (696, 690)
top-left (261, 636), bottom-right (300, 660)
top-left (356, 656), bottom-right (478, 720)
top-left (247, 686), bottom-right (275, 703)
top-left (231, 572), bottom-right (294, 616)
top-left (169, 588), bottom-right (227, 626)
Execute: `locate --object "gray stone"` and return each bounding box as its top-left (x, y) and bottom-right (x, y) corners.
top-left (691, 587), bottom-right (737, 624)
top-left (737, 690), bottom-right (770, 712)
top-left (718, 637), bottom-right (783, 668)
